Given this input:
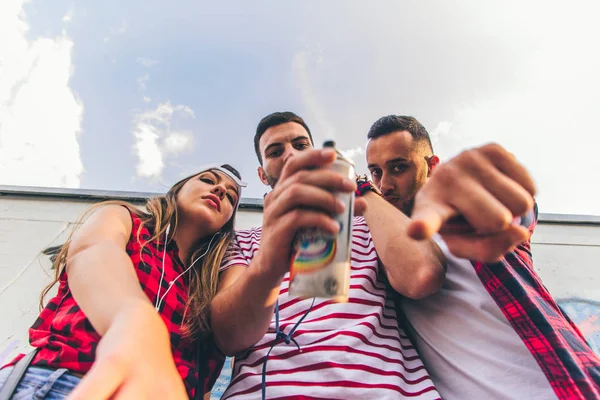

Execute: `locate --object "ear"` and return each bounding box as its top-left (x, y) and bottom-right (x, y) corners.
top-left (257, 166), bottom-right (270, 186)
top-left (426, 155), bottom-right (440, 176)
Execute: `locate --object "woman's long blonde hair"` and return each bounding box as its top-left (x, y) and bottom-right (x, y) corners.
top-left (40, 165), bottom-right (241, 340)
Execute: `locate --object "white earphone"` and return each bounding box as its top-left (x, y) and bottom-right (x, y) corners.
top-left (154, 223), bottom-right (217, 312)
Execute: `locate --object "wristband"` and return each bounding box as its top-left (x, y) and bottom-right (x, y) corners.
top-left (355, 175), bottom-right (382, 197)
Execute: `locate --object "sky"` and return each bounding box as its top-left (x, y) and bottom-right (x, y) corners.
top-left (1, 0), bottom-right (599, 215)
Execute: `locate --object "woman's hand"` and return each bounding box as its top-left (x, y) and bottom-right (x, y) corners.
top-left (68, 300), bottom-right (188, 400)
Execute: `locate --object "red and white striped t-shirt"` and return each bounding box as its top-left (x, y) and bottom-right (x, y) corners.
top-left (220, 216), bottom-right (440, 399)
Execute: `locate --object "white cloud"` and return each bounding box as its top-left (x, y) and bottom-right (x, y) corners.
top-left (0, 0), bottom-right (83, 188)
top-left (340, 146), bottom-right (364, 163)
top-left (292, 47), bottom-right (336, 140)
top-left (132, 102), bottom-right (195, 179)
top-left (136, 57), bottom-right (158, 68)
top-left (143, 96), bottom-right (151, 103)
top-left (137, 73), bottom-right (149, 90)
top-left (62, 10), bottom-right (73, 23)
top-left (286, 1), bottom-right (600, 215)
top-left (111, 19), bottom-right (128, 35)
top-left (430, 121), bottom-right (452, 146)
top-left (432, 2), bottom-right (600, 215)
top-left (103, 18), bottom-right (128, 43)
top-left (164, 132), bottom-right (193, 154)
top-left (133, 123), bottom-right (163, 178)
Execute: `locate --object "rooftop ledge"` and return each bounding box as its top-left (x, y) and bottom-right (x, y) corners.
top-left (2, 185), bottom-right (599, 226)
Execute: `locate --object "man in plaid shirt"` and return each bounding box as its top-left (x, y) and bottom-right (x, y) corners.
top-left (365, 114), bottom-right (600, 399)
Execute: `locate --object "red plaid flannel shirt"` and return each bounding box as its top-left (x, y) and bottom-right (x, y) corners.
top-left (472, 204), bottom-right (600, 399)
top-left (5, 210), bottom-right (224, 398)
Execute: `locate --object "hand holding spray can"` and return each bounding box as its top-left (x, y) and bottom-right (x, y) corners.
top-left (288, 140), bottom-right (355, 302)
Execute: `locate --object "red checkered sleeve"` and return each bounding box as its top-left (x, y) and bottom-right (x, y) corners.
top-left (472, 202), bottom-right (600, 399)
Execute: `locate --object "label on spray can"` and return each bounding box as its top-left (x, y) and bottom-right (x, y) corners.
top-left (288, 140), bottom-right (355, 301)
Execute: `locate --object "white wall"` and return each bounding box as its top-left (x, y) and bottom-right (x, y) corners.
top-left (1, 192), bottom-right (599, 369)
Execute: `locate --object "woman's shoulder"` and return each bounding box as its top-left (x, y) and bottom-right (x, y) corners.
top-left (80, 203), bottom-right (140, 244)
top-left (91, 203), bottom-right (137, 228)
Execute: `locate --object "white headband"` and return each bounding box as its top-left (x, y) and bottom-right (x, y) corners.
top-left (196, 164), bottom-right (247, 191)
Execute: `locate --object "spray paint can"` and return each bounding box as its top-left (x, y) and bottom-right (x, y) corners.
top-left (288, 140), bottom-right (355, 302)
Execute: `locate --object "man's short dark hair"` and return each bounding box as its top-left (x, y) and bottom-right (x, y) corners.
top-left (367, 115), bottom-right (433, 153)
top-left (254, 111), bottom-right (313, 165)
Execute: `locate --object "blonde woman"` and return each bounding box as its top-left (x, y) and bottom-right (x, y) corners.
top-left (0, 164), bottom-right (245, 400)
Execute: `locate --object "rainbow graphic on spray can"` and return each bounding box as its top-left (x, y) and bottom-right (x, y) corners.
top-left (289, 140), bottom-right (354, 301)
top-left (291, 231), bottom-right (337, 273)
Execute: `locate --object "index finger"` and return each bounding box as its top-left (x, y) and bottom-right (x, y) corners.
top-left (279, 148), bottom-right (337, 182)
top-left (408, 197), bottom-right (457, 240)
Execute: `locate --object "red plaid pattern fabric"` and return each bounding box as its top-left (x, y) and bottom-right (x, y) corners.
top-left (4, 210), bottom-right (224, 398)
top-left (472, 204), bottom-right (600, 399)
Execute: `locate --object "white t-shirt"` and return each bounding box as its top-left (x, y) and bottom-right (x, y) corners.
top-left (220, 217), bottom-right (440, 399)
top-left (401, 236), bottom-right (557, 400)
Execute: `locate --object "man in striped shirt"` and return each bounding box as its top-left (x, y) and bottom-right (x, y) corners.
top-left (365, 115), bottom-right (600, 399)
top-left (209, 111), bottom-right (538, 399)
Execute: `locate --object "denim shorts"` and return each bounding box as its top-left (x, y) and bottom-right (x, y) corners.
top-left (0, 366), bottom-right (81, 399)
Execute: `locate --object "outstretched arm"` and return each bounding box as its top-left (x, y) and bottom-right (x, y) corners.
top-left (65, 205), bottom-right (187, 400)
top-left (362, 191), bottom-right (446, 299)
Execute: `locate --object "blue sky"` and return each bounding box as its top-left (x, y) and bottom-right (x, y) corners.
top-left (1, 0), bottom-right (599, 215)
